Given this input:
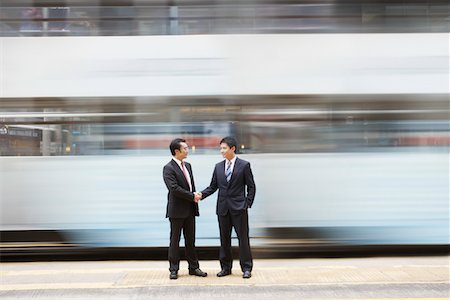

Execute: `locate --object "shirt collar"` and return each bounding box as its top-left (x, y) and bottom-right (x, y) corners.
top-left (172, 157), bottom-right (185, 167)
top-left (226, 156), bottom-right (237, 165)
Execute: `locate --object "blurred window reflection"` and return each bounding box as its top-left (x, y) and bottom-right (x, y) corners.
top-left (0, 96), bottom-right (448, 156)
top-left (1, 1), bottom-right (448, 36)
top-left (20, 7), bottom-right (43, 33)
top-left (48, 7), bottom-right (69, 32)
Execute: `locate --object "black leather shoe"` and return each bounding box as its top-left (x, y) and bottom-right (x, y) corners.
top-left (189, 268), bottom-right (207, 277)
top-left (243, 270), bottom-right (251, 279)
top-left (170, 271), bottom-right (178, 280)
top-left (216, 269), bottom-right (232, 277)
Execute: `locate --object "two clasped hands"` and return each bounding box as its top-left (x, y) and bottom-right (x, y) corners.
top-left (194, 192), bottom-right (202, 203)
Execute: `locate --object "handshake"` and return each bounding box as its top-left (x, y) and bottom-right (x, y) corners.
top-left (194, 192), bottom-right (203, 203)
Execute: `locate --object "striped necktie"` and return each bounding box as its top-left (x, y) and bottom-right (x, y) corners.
top-left (225, 160), bottom-right (232, 182)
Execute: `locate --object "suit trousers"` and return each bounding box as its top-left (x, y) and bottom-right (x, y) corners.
top-left (218, 210), bottom-right (253, 272)
top-left (168, 216), bottom-right (199, 272)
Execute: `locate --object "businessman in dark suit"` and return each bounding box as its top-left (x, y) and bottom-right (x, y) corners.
top-left (200, 136), bottom-right (256, 279)
top-left (163, 138), bottom-right (207, 280)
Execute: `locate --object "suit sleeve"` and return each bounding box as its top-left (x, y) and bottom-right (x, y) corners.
top-left (163, 165), bottom-right (194, 202)
top-left (244, 162), bottom-right (256, 208)
top-left (201, 167), bottom-right (218, 199)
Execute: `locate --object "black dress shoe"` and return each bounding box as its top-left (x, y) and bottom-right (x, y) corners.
top-left (216, 269), bottom-right (232, 277)
top-left (243, 270), bottom-right (251, 279)
top-left (189, 268), bottom-right (207, 277)
top-left (170, 271), bottom-right (178, 280)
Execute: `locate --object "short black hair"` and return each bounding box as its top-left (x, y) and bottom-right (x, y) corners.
top-left (220, 136), bottom-right (237, 152)
top-left (169, 138), bottom-right (186, 155)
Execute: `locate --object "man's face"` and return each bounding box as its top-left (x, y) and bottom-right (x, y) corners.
top-left (220, 143), bottom-right (235, 160)
top-left (176, 142), bottom-right (189, 160)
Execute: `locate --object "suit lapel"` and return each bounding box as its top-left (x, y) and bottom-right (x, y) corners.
top-left (171, 159), bottom-right (190, 188)
top-left (185, 162), bottom-right (195, 191)
top-left (227, 157), bottom-right (240, 186)
top-left (217, 160), bottom-right (227, 185)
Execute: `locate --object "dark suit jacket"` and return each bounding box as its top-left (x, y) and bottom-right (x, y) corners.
top-left (201, 157), bottom-right (256, 216)
top-left (163, 159), bottom-right (199, 218)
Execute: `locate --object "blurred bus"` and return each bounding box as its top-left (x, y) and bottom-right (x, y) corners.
top-left (0, 0), bottom-right (448, 257)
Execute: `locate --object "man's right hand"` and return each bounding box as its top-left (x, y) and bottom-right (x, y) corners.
top-left (194, 192), bottom-right (202, 203)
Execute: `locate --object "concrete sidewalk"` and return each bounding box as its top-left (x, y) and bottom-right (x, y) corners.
top-left (1, 256), bottom-right (448, 291)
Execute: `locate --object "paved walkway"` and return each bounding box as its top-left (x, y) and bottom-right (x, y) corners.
top-left (1, 256), bottom-right (448, 289)
top-left (1, 256), bottom-right (449, 299)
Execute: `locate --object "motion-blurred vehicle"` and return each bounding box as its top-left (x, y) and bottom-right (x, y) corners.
top-left (1, 0), bottom-right (448, 258)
